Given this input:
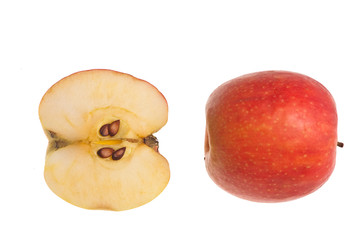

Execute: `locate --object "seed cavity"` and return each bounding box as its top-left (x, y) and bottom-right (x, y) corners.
top-left (97, 147), bottom-right (114, 158)
top-left (99, 124), bottom-right (110, 136)
top-left (109, 120), bottom-right (120, 136)
top-left (97, 120), bottom-right (125, 160)
top-left (112, 147), bottom-right (126, 160)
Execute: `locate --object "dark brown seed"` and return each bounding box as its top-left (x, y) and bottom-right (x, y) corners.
top-left (109, 120), bottom-right (120, 136)
top-left (97, 147), bottom-right (114, 158)
top-left (99, 124), bottom-right (110, 136)
top-left (112, 147), bottom-right (126, 160)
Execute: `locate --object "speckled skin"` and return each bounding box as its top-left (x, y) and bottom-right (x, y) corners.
top-left (205, 71), bottom-right (338, 202)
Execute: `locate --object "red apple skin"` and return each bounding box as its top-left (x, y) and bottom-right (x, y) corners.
top-left (205, 71), bottom-right (338, 202)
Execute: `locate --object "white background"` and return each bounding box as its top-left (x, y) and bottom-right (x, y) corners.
top-left (1, 0), bottom-right (360, 239)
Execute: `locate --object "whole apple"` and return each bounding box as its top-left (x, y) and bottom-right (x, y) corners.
top-left (205, 71), bottom-right (341, 202)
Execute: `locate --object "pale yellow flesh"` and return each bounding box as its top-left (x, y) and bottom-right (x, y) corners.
top-left (39, 70), bottom-right (169, 211)
top-left (45, 144), bottom-right (169, 211)
top-left (39, 70), bottom-right (168, 141)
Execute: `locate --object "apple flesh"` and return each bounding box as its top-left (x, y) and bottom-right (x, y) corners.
top-left (39, 69), bottom-right (170, 211)
top-left (205, 71), bottom-right (340, 202)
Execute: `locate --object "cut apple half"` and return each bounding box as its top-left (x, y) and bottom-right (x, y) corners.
top-left (39, 69), bottom-right (170, 211)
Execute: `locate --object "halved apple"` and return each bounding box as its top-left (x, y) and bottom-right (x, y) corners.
top-left (39, 69), bottom-right (170, 211)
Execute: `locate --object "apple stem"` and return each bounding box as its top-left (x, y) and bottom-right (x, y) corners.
top-left (337, 142), bottom-right (344, 148)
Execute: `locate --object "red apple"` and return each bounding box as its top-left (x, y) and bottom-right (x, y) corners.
top-left (205, 70), bottom-right (341, 202)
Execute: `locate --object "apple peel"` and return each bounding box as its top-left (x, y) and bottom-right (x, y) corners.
top-left (205, 70), bottom-right (342, 202)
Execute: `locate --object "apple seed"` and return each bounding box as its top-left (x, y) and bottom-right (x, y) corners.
top-left (112, 147), bottom-right (126, 160)
top-left (97, 147), bottom-right (114, 158)
top-left (99, 124), bottom-right (110, 136)
top-left (109, 120), bottom-right (120, 136)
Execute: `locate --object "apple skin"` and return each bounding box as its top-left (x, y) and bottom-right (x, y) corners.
top-left (205, 71), bottom-right (338, 202)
